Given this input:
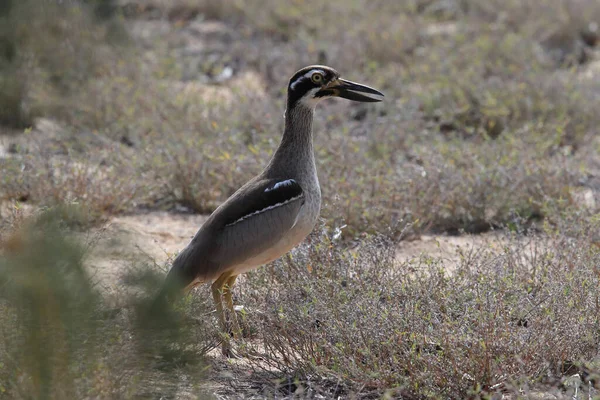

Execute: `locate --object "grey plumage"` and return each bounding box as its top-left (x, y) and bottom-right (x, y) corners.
top-left (157, 65), bottom-right (384, 356)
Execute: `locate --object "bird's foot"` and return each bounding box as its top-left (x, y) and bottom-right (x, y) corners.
top-left (220, 339), bottom-right (260, 360)
top-left (221, 343), bottom-right (242, 359)
top-left (226, 310), bottom-right (244, 340)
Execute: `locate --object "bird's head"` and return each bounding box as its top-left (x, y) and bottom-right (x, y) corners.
top-left (287, 65), bottom-right (384, 108)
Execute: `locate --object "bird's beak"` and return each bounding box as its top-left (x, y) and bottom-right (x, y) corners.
top-left (318, 78), bottom-right (384, 102)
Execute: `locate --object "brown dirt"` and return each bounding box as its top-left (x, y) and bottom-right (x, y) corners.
top-left (395, 231), bottom-right (514, 273)
top-left (87, 212), bottom-right (515, 290)
top-left (84, 212), bottom-right (533, 397)
top-left (86, 212), bottom-right (207, 294)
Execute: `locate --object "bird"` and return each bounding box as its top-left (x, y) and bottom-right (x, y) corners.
top-left (158, 65), bottom-right (384, 356)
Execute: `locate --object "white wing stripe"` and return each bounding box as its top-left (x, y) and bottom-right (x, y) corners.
top-left (225, 195), bottom-right (304, 227)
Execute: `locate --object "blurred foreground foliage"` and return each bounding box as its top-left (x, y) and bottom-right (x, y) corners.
top-left (0, 0), bottom-right (123, 128)
top-left (0, 209), bottom-right (216, 399)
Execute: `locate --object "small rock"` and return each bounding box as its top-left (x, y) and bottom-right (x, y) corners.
top-left (120, 135), bottom-right (136, 148)
top-left (581, 22), bottom-right (599, 47)
top-left (351, 106), bottom-right (368, 121)
top-left (213, 65), bottom-right (234, 83)
top-left (187, 20), bottom-right (234, 41)
top-left (571, 187), bottom-right (596, 210)
top-left (541, 30), bottom-right (587, 67)
top-left (423, 22), bottom-right (460, 38)
top-left (7, 142), bottom-right (18, 154)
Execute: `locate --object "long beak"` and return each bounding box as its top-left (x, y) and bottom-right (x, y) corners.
top-left (318, 78), bottom-right (384, 102)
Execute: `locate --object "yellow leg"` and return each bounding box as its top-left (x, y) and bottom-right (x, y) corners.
top-left (223, 275), bottom-right (241, 339)
top-left (183, 279), bottom-right (200, 294)
top-left (211, 273), bottom-right (232, 356)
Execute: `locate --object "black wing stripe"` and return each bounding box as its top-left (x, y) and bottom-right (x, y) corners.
top-left (225, 179), bottom-right (304, 227)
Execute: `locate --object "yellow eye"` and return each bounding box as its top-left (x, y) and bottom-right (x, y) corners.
top-left (311, 72), bottom-right (323, 84)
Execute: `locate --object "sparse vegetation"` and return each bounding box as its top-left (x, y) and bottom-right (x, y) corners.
top-left (1, 0), bottom-right (599, 398)
top-left (240, 218), bottom-right (600, 398)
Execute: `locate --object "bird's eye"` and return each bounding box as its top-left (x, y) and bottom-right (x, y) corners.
top-left (311, 73), bottom-right (323, 84)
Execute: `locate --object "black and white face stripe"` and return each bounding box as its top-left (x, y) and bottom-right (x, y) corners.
top-left (289, 68), bottom-right (325, 91)
top-left (286, 65), bottom-right (384, 107)
top-left (287, 65), bottom-right (339, 107)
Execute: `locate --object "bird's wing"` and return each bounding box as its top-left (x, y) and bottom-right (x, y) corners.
top-left (164, 178), bottom-right (305, 291)
top-left (208, 177), bottom-right (306, 267)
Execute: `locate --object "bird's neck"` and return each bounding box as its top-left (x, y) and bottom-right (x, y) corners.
top-left (266, 103), bottom-right (317, 181)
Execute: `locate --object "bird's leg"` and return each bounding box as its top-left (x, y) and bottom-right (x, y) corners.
top-left (211, 274), bottom-right (233, 356)
top-left (183, 279), bottom-right (201, 294)
top-left (223, 275), bottom-right (241, 340)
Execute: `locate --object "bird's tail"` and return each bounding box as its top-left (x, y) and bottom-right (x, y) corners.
top-left (136, 267), bottom-right (196, 358)
top-left (144, 245), bottom-right (201, 324)
top-left (147, 253), bottom-right (197, 313)
top-left (148, 270), bottom-right (184, 313)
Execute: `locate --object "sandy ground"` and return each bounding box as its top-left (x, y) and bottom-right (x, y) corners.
top-left (86, 212), bottom-right (208, 293)
top-left (83, 211), bottom-right (520, 397)
top-left (87, 211), bottom-right (512, 292)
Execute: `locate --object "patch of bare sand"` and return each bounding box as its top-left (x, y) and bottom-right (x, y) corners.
top-left (87, 212), bottom-right (535, 295)
top-left (396, 231), bottom-right (515, 273)
top-left (86, 212), bottom-right (207, 293)
top-left (84, 212), bottom-right (545, 398)
top-left (88, 213), bottom-right (507, 289)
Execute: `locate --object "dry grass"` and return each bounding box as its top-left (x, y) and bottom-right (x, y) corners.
top-left (2, 0), bottom-right (598, 236)
top-left (238, 216), bottom-right (600, 398)
top-left (1, 0), bottom-right (600, 398)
